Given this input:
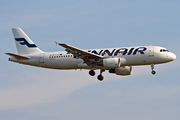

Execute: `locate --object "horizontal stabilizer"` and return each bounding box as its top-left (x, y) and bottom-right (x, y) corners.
top-left (5, 53), bottom-right (30, 60)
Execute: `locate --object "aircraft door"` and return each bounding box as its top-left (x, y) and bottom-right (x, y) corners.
top-left (39, 53), bottom-right (45, 63)
top-left (149, 46), bottom-right (154, 57)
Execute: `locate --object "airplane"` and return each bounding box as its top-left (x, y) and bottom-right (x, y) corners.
top-left (6, 28), bottom-right (176, 81)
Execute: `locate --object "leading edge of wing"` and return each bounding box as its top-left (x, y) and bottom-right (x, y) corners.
top-left (56, 42), bottom-right (103, 59)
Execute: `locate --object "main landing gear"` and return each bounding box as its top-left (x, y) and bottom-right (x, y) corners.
top-left (89, 69), bottom-right (105, 81)
top-left (89, 69), bottom-right (95, 76)
top-left (151, 64), bottom-right (156, 75)
top-left (97, 69), bottom-right (105, 81)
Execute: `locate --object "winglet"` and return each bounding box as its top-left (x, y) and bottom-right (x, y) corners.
top-left (55, 41), bottom-right (59, 46)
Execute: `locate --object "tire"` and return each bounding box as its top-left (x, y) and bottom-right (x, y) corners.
top-left (89, 70), bottom-right (95, 76)
top-left (97, 75), bottom-right (104, 81)
top-left (151, 70), bottom-right (156, 75)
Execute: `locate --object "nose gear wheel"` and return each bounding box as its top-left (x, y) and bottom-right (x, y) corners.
top-left (151, 64), bottom-right (156, 75)
top-left (151, 70), bottom-right (156, 75)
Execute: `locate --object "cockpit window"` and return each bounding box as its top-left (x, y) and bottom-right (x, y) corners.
top-left (160, 49), bottom-right (169, 52)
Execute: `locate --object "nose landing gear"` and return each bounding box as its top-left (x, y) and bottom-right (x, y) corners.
top-left (151, 64), bottom-right (156, 75)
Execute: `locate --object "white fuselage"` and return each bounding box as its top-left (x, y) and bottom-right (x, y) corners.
top-left (6, 28), bottom-right (177, 80)
top-left (9, 46), bottom-right (176, 70)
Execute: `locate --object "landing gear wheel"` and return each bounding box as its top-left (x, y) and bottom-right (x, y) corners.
top-left (97, 74), bottom-right (104, 81)
top-left (89, 70), bottom-right (95, 76)
top-left (151, 70), bottom-right (156, 75)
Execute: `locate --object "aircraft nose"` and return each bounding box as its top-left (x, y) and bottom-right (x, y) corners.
top-left (171, 53), bottom-right (176, 60)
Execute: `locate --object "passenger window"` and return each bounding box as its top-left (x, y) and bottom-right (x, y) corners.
top-left (160, 49), bottom-right (162, 52)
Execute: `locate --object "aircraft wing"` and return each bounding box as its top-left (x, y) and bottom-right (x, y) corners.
top-left (56, 43), bottom-right (103, 60)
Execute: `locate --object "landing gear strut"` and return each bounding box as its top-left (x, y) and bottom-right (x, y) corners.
top-left (97, 69), bottom-right (105, 81)
top-left (151, 64), bottom-right (156, 75)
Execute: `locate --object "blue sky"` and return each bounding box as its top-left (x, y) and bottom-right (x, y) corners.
top-left (0, 0), bottom-right (180, 120)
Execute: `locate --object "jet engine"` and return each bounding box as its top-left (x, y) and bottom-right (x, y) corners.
top-left (109, 66), bottom-right (132, 76)
top-left (97, 58), bottom-right (120, 68)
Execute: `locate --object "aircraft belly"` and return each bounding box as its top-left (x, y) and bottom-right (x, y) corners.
top-left (45, 58), bottom-right (80, 69)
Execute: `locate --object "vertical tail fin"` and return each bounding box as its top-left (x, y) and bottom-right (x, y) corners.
top-left (12, 28), bottom-right (43, 55)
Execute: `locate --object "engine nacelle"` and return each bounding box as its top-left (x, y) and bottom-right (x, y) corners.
top-left (109, 66), bottom-right (132, 76)
top-left (102, 58), bottom-right (120, 68)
